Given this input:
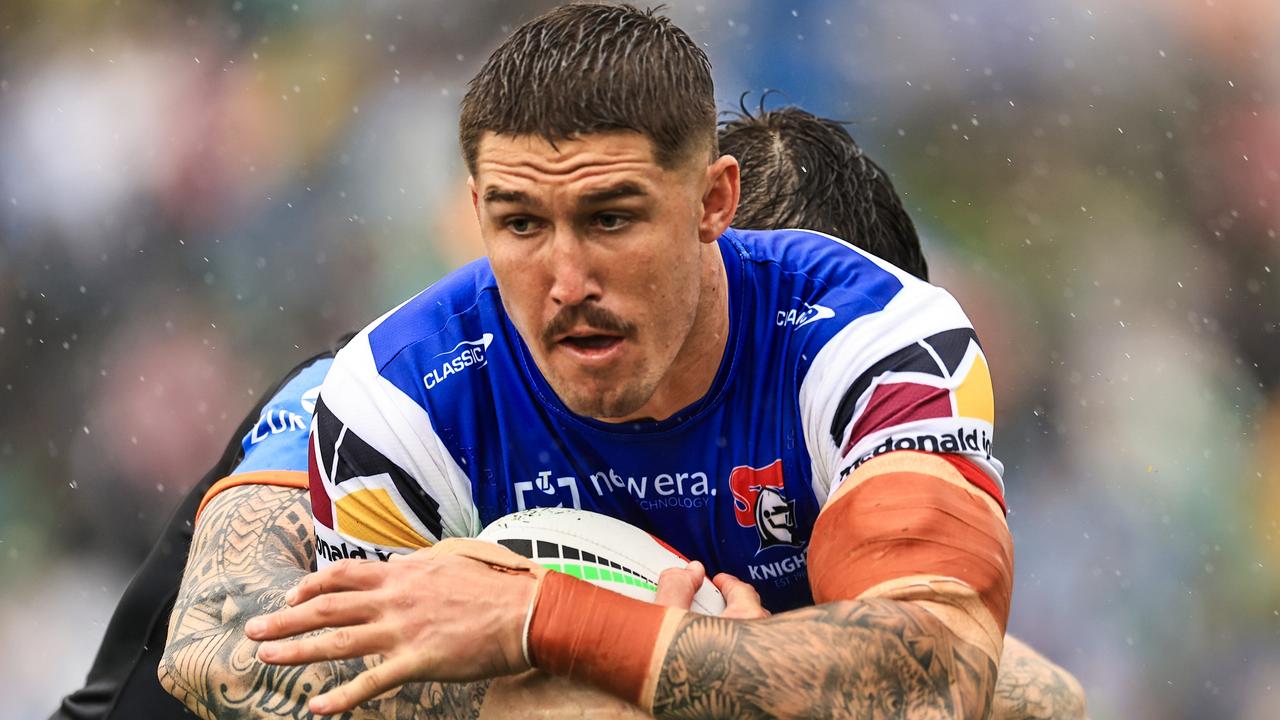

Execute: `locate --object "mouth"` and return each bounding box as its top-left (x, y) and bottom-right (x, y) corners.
top-left (555, 333), bottom-right (625, 361)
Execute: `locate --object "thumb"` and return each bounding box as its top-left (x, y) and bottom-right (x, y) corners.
top-left (712, 573), bottom-right (770, 619)
top-left (654, 561), bottom-right (705, 610)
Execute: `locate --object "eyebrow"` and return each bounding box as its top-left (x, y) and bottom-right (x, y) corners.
top-left (481, 181), bottom-right (649, 209)
top-left (482, 188), bottom-right (534, 205)
top-left (580, 182), bottom-right (647, 205)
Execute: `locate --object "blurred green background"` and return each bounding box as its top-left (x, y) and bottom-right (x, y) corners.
top-left (1, 1), bottom-right (1277, 717)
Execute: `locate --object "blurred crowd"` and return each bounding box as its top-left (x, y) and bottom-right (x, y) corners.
top-left (1, 1), bottom-right (1277, 717)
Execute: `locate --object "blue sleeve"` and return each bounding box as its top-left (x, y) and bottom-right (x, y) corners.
top-left (228, 358), bottom-right (334, 476)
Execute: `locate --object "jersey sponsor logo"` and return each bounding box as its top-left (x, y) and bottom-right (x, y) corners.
top-left (515, 470), bottom-right (583, 511)
top-left (514, 466), bottom-right (716, 512)
top-left (587, 467), bottom-right (716, 511)
top-left (831, 327), bottom-right (995, 456)
top-left (776, 301), bottom-right (835, 328)
top-left (423, 333), bottom-right (494, 390)
top-left (317, 535), bottom-right (393, 563)
top-left (841, 425), bottom-right (993, 478)
top-left (247, 408), bottom-right (309, 445)
top-left (729, 460), bottom-right (801, 551)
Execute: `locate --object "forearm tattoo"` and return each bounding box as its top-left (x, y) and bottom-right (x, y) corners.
top-left (651, 598), bottom-right (998, 720)
top-left (992, 638), bottom-right (1087, 720)
top-left (159, 485), bottom-right (489, 720)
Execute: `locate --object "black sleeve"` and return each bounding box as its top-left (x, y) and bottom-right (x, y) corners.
top-left (49, 337), bottom-right (352, 720)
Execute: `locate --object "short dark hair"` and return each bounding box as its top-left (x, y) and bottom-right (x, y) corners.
top-left (720, 102), bottom-right (929, 281)
top-left (460, 3), bottom-right (717, 174)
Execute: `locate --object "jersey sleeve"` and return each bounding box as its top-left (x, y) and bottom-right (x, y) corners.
top-left (799, 278), bottom-right (1005, 510)
top-left (308, 329), bottom-right (480, 566)
top-left (194, 356), bottom-right (332, 522)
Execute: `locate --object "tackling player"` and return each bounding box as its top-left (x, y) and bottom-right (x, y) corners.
top-left (202, 5), bottom-right (1066, 719)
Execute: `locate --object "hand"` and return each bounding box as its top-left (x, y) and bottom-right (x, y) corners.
top-left (244, 541), bottom-right (538, 715)
top-left (654, 561), bottom-right (770, 619)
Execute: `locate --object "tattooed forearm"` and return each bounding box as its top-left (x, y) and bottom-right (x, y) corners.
top-left (992, 636), bottom-right (1087, 720)
top-left (159, 484), bottom-right (489, 719)
top-left (651, 598), bottom-right (998, 720)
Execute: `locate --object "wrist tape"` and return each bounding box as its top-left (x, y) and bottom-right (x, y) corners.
top-left (525, 570), bottom-right (685, 710)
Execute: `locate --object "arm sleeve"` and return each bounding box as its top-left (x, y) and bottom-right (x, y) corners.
top-left (799, 278), bottom-right (1005, 510)
top-left (308, 330), bottom-right (479, 566)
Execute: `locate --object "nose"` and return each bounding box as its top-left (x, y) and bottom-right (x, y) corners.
top-left (546, 229), bottom-right (601, 307)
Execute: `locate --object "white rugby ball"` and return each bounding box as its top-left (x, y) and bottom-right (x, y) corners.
top-left (477, 507), bottom-right (726, 616)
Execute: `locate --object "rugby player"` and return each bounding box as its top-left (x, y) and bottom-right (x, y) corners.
top-left (198, 4), bottom-right (1068, 718)
top-left (154, 99), bottom-right (1081, 718)
top-left (55, 24), bottom-right (1082, 720)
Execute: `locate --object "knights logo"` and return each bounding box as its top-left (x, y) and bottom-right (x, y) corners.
top-left (754, 486), bottom-right (798, 549)
top-left (729, 459), bottom-right (801, 552)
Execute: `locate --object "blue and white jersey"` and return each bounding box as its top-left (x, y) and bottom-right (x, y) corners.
top-left (309, 228), bottom-right (1003, 611)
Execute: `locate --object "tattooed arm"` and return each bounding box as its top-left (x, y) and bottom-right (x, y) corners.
top-left (649, 612), bottom-right (1087, 720)
top-left (159, 484), bottom-right (490, 719)
top-left (648, 452), bottom-right (1014, 719)
top-left (160, 484), bottom-right (645, 719)
top-left (650, 598), bottom-right (996, 719)
top-left (993, 636), bottom-right (1087, 720)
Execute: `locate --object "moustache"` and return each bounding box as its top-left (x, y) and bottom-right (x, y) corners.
top-left (541, 303), bottom-right (636, 346)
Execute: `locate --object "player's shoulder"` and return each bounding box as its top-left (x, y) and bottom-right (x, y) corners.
top-left (322, 256), bottom-right (510, 441)
top-left (729, 226), bottom-right (911, 297)
top-left (728, 226), bottom-right (957, 327)
top-left (729, 226), bottom-right (969, 362)
top-left (232, 350), bottom-right (338, 476)
top-left (354, 257), bottom-right (503, 373)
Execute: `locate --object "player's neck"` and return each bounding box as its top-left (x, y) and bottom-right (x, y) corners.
top-left (601, 240), bottom-right (730, 424)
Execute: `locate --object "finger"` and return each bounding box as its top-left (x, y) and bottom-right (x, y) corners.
top-left (246, 590), bottom-right (379, 641)
top-left (310, 654), bottom-right (418, 715)
top-left (286, 559), bottom-right (385, 606)
top-left (712, 573), bottom-right (770, 619)
top-left (257, 624), bottom-right (392, 666)
top-left (654, 561), bottom-right (704, 610)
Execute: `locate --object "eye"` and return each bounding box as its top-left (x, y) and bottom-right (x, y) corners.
top-left (505, 217), bottom-right (540, 236)
top-left (593, 212), bottom-right (629, 231)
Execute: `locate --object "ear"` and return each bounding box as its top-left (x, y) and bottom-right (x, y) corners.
top-left (698, 154), bottom-right (740, 244)
top-left (467, 176), bottom-right (480, 220)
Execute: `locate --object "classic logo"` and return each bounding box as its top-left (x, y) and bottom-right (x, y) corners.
top-left (728, 459), bottom-right (800, 551)
top-left (777, 301), bottom-right (835, 328)
top-left (423, 333), bottom-right (493, 390)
